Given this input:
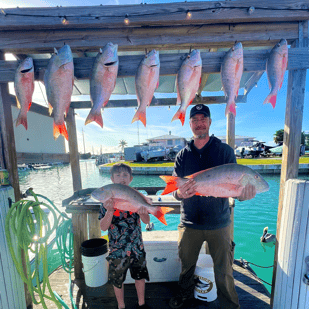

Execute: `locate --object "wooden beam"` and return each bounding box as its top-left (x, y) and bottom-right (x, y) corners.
top-left (270, 21), bottom-right (308, 308)
top-left (70, 95), bottom-right (247, 109)
top-left (0, 21), bottom-right (303, 53)
top-left (0, 1), bottom-right (308, 30)
top-left (244, 71), bottom-right (264, 95)
top-left (1, 48), bottom-right (309, 83)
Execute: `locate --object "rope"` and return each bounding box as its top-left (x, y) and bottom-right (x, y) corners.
top-left (5, 189), bottom-right (76, 309)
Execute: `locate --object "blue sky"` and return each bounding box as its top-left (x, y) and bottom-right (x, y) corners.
top-left (4, 0), bottom-right (309, 154)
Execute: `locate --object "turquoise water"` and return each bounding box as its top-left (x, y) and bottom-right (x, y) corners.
top-left (18, 160), bottom-right (309, 293)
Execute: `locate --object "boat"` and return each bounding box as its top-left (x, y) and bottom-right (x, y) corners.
top-left (140, 146), bottom-right (170, 162)
top-left (28, 164), bottom-right (53, 170)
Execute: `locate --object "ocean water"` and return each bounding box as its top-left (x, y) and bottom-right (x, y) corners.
top-left (18, 159), bottom-right (309, 293)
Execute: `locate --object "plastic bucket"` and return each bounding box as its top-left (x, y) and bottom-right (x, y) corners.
top-left (194, 254), bottom-right (217, 302)
top-left (81, 238), bottom-right (108, 287)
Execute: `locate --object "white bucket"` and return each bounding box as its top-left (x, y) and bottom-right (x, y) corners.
top-left (194, 254), bottom-right (217, 302)
top-left (81, 238), bottom-right (109, 287)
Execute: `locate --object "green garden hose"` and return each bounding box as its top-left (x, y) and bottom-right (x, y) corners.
top-left (4, 189), bottom-right (76, 309)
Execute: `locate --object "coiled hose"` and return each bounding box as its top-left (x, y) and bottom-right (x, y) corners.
top-left (5, 189), bottom-right (76, 309)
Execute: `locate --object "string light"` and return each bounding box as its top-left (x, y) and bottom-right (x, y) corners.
top-left (186, 10), bottom-right (192, 19)
top-left (124, 14), bottom-right (130, 25)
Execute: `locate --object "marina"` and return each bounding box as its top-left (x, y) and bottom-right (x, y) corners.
top-left (1, 1), bottom-right (309, 309)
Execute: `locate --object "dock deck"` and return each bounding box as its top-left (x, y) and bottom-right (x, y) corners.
top-left (32, 260), bottom-right (270, 309)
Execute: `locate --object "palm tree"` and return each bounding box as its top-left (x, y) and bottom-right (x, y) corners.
top-left (119, 139), bottom-right (127, 153)
top-left (273, 129), bottom-right (284, 144)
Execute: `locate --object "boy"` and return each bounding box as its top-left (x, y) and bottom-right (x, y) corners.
top-left (99, 163), bottom-right (150, 309)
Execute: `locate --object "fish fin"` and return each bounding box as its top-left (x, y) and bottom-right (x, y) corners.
top-left (16, 114), bottom-right (28, 130)
top-left (152, 206), bottom-right (174, 225)
top-left (48, 104), bottom-right (53, 115)
top-left (171, 109), bottom-right (185, 126)
top-left (132, 109), bottom-right (146, 127)
top-left (156, 80), bottom-right (159, 89)
top-left (235, 62), bottom-right (240, 74)
top-left (85, 111), bottom-right (103, 128)
top-left (159, 175), bottom-right (179, 195)
top-left (16, 97), bottom-right (21, 109)
top-left (102, 100), bottom-right (109, 108)
top-left (225, 102), bottom-right (236, 117)
top-left (176, 82), bottom-right (181, 105)
top-left (279, 57), bottom-right (287, 89)
top-left (263, 94), bottom-right (277, 109)
top-left (53, 122), bottom-right (69, 141)
top-left (27, 102), bottom-right (32, 111)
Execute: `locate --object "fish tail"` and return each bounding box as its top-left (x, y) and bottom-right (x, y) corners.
top-left (263, 93), bottom-right (277, 109)
top-left (53, 122), bottom-right (69, 141)
top-left (225, 101), bottom-right (236, 117)
top-left (132, 109), bottom-right (146, 127)
top-left (27, 102), bottom-right (32, 111)
top-left (171, 109), bottom-right (185, 126)
top-left (153, 207), bottom-right (174, 226)
top-left (159, 175), bottom-right (179, 195)
top-left (16, 113), bottom-right (28, 130)
top-left (85, 111), bottom-right (103, 128)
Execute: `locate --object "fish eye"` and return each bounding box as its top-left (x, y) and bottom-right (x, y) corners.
top-left (254, 175), bottom-right (259, 179)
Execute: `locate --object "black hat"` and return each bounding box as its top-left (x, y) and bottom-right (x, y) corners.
top-left (189, 104), bottom-right (211, 118)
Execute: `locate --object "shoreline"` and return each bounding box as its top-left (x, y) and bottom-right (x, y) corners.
top-left (99, 163), bottom-right (309, 175)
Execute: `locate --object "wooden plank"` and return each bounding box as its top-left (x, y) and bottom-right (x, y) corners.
top-left (0, 21), bottom-right (302, 54)
top-left (0, 1), bottom-right (308, 30)
top-left (70, 95), bottom-right (247, 110)
top-left (88, 213), bottom-right (101, 239)
top-left (271, 20), bottom-right (308, 307)
top-left (1, 48), bottom-right (309, 83)
top-left (0, 63), bottom-right (20, 202)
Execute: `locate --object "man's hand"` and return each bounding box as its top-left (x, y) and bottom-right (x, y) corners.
top-left (238, 184), bottom-right (256, 201)
top-left (178, 178), bottom-right (196, 199)
top-left (137, 206), bottom-right (149, 215)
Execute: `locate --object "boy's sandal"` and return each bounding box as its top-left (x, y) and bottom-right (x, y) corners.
top-left (169, 296), bottom-right (188, 309)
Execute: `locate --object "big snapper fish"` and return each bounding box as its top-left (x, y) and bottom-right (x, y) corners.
top-left (132, 50), bottom-right (160, 127)
top-left (85, 43), bottom-right (119, 128)
top-left (221, 42), bottom-right (244, 117)
top-left (263, 39), bottom-right (288, 109)
top-left (44, 45), bottom-right (74, 141)
top-left (92, 184), bottom-right (173, 225)
top-left (160, 163), bottom-right (269, 198)
top-left (14, 57), bottom-right (35, 130)
top-left (172, 49), bottom-right (202, 125)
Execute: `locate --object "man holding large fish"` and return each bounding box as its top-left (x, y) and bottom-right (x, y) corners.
top-left (166, 104), bottom-right (268, 309)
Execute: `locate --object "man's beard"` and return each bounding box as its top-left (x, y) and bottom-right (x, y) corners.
top-left (195, 133), bottom-right (207, 139)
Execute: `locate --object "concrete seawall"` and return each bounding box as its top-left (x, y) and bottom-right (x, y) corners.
top-left (99, 163), bottom-right (309, 175)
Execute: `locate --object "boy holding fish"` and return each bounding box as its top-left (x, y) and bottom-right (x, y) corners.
top-left (98, 163), bottom-right (150, 309)
top-left (168, 104), bottom-right (258, 309)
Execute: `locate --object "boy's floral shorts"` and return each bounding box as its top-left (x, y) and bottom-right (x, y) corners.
top-left (108, 253), bottom-right (149, 288)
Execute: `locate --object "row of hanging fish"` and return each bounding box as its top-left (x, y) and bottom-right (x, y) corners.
top-left (14, 39), bottom-right (289, 138)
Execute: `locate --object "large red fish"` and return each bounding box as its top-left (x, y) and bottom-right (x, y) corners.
top-left (85, 43), bottom-right (118, 128)
top-left (221, 42), bottom-right (244, 117)
top-left (14, 57), bottom-right (34, 130)
top-left (172, 49), bottom-right (202, 125)
top-left (160, 163), bottom-right (269, 198)
top-left (263, 39), bottom-right (288, 108)
top-left (91, 184), bottom-right (173, 225)
top-left (132, 50), bottom-right (160, 127)
top-left (44, 45), bottom-right (74, 141)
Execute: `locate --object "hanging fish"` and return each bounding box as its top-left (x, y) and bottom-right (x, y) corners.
top-left (85, 43), bottom-right (119, 128)
top-left (132, 49), bottom-right (160, 127)
top-left (172, 49), bottom-right (202, 125)
top-left (221, 42), bottom-right (244, 117)
top-left (14, 57), bottom-right (35, 130)
top-left (263, 39), bottom-right (288, 108)
top-left (44, 45), bottom-right (74, 141)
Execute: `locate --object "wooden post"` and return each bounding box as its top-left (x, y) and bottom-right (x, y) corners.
top-left (88, 213), bottom-right (101, 239)
top-left (226, 113), bottom-right (236, 240)
top-left (66, 107), bottom-right (87, 279)
top-left (271, 21), bottom-right (308, 307)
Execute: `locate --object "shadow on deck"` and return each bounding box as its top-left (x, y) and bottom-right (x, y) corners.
top-left (32, 261), bottom-right (270, 309)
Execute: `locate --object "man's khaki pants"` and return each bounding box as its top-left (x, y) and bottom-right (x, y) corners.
top-left (177, 224), bottom-right (240, 309)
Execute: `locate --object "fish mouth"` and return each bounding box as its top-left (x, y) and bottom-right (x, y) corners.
top-left (21, 67), bottom-right (33, 73)
top-left (104, 61), bottom-right (118, 66)
top-left (150, 64), bottom-right (159, 67)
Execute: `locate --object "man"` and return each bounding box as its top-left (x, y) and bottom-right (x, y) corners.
top-left (169, 104), bottom-right (256, 309)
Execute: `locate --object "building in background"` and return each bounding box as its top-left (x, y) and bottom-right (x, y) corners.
top-left (217, 135), bottom-right (258, 148)
top-left (146, 131), bottom-right (187, 148)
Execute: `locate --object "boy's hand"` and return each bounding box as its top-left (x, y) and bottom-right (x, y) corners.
top-left (104, 199), bottom-right (114, 212)
top-left (137, 206), bottom-right (149, 215)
